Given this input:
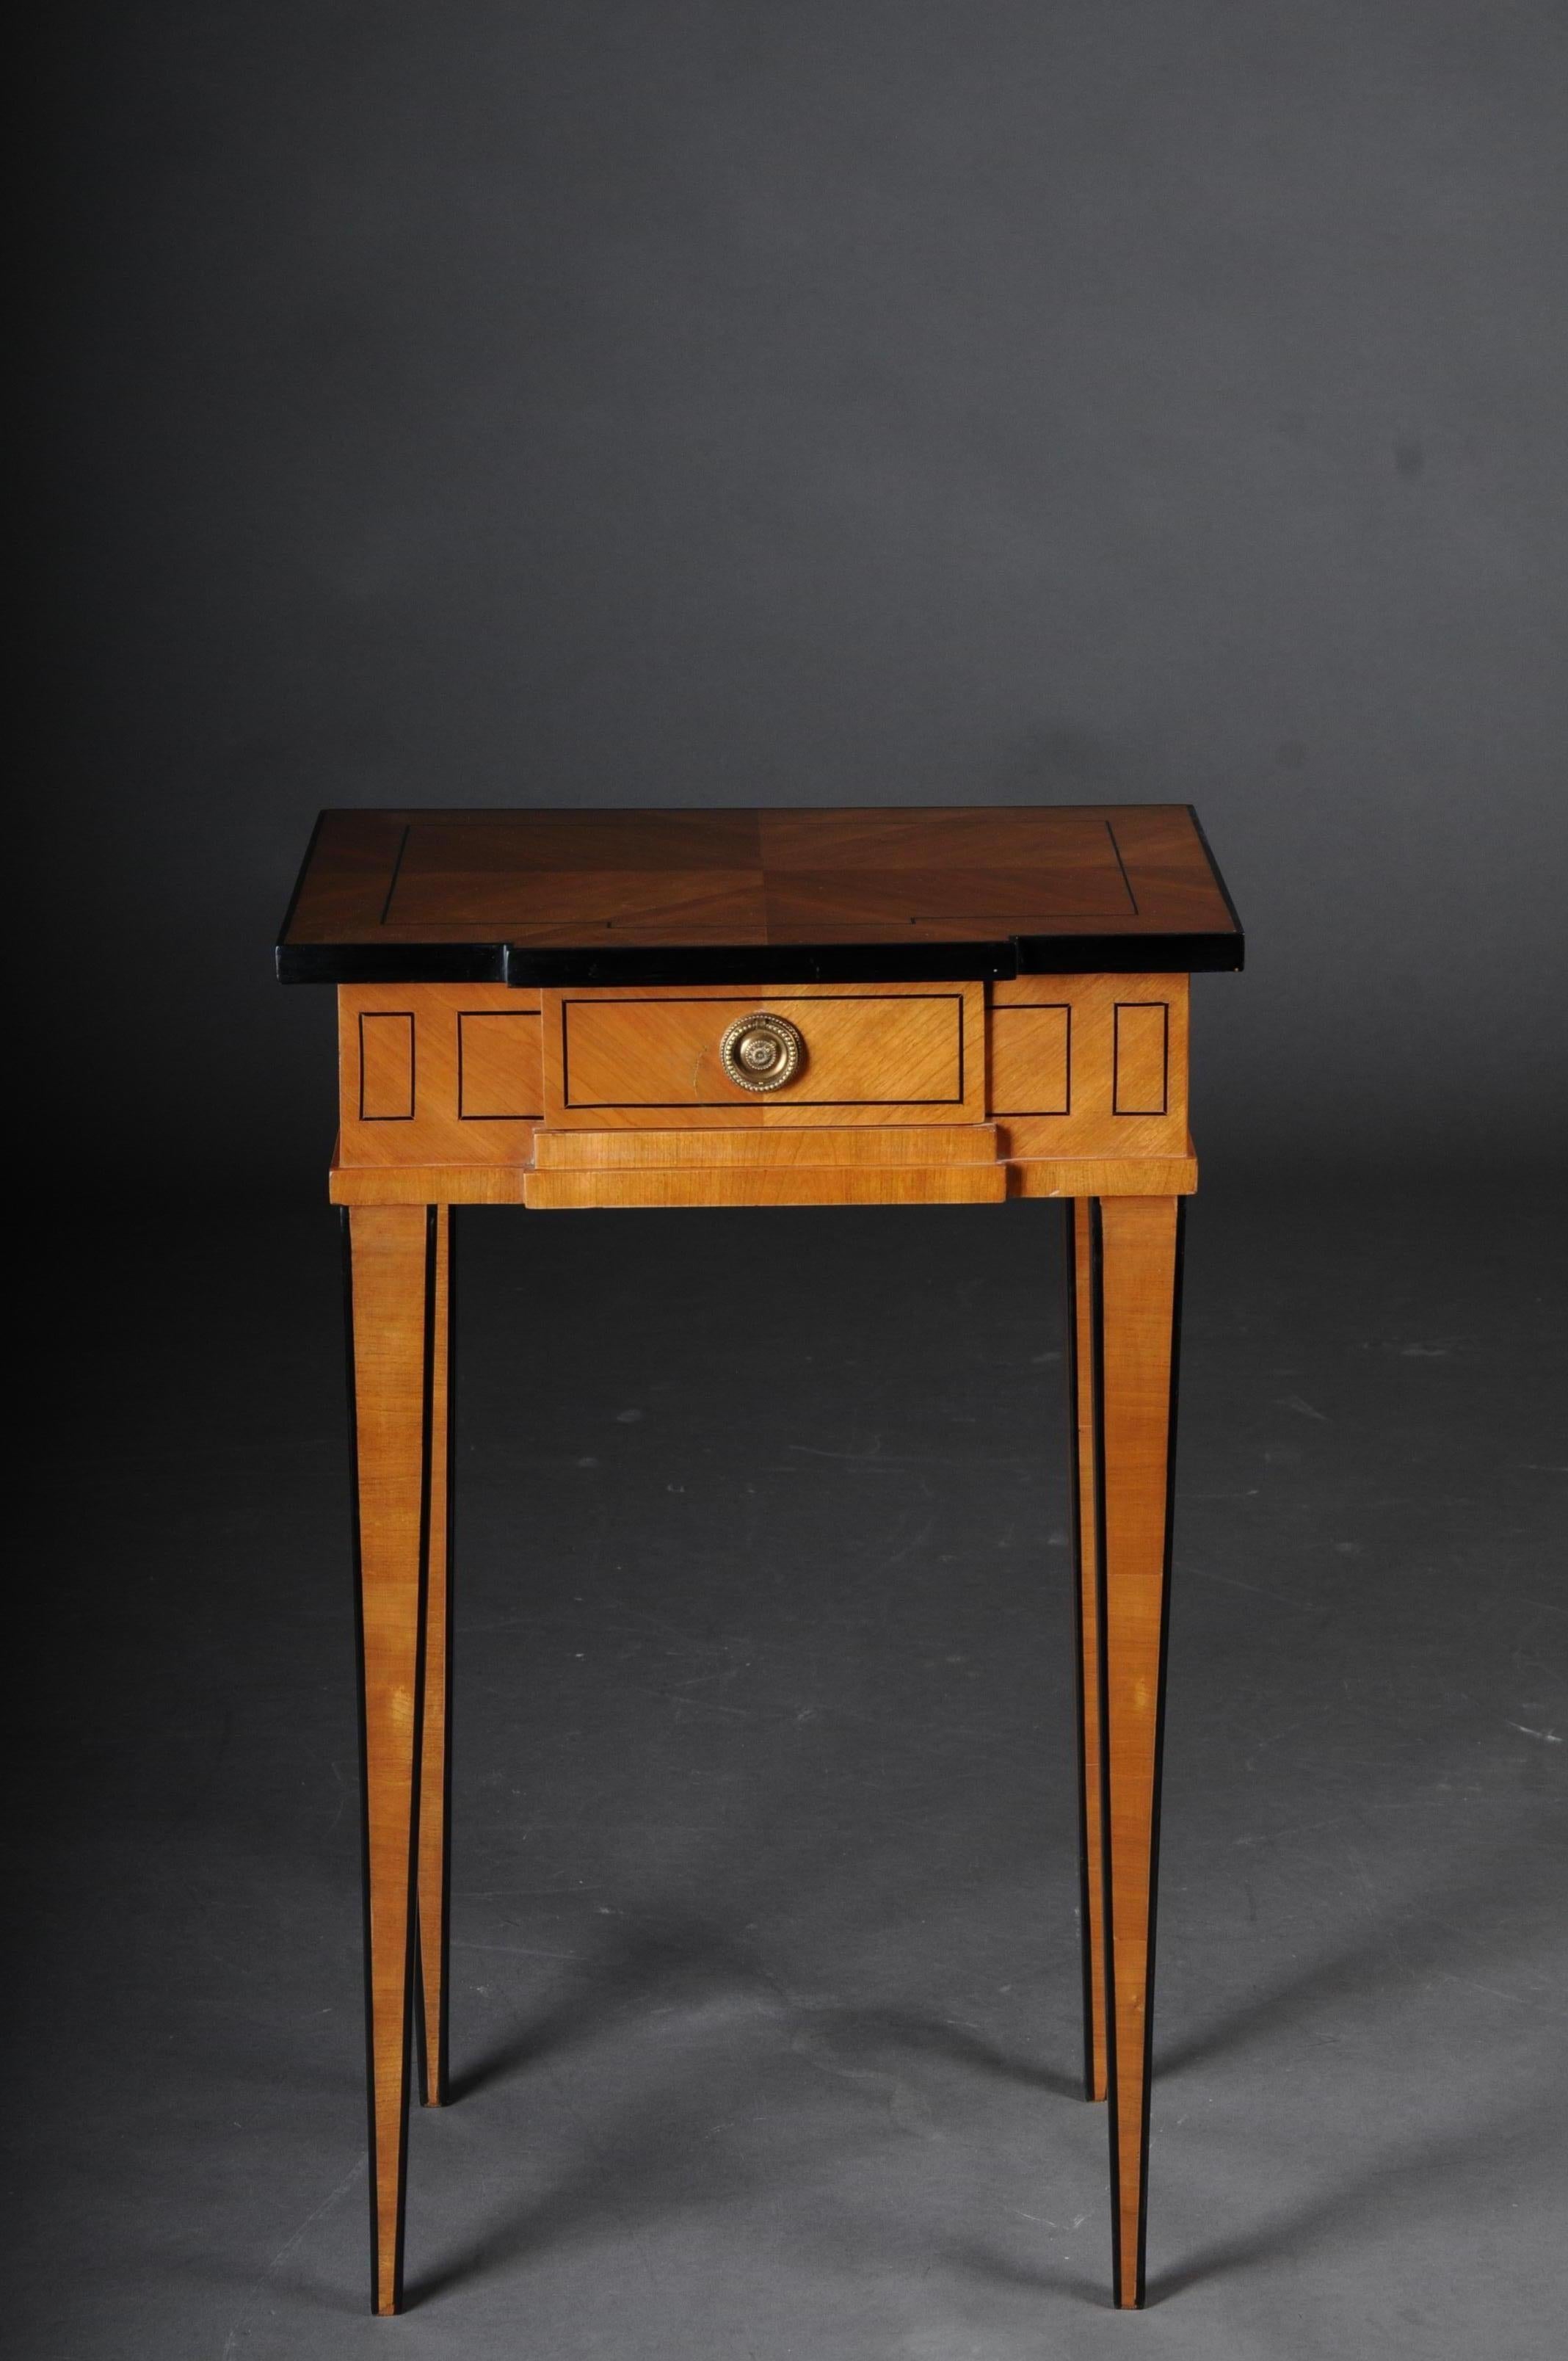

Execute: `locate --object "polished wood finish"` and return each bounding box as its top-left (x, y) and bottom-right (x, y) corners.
top-left (542, 982), bottom-right (984, 1129)
top-left (1068, 1202), bottom-right (1108, 2106)
top-left (338, 984), bottom-right (542, 1170)
top-left (289, 807), bottom-right (1235, 2315)
top-left (524, 1161), bottom-right (1007, 1209)
top-left (345, 1204), bottom-right (435, 2316)
top-left (331, 1158), bottom-right (529, 1205)
top-left (1007, 1151), bottom-right (1197, 1200)
top-left (990, 974), bottom-right (1188, 1161)
top-left (990, 1002), bottom-right (1070, 1114)
top-left (358, 1012), bottom-right (415, 1120)
top-left (416, 1211), bottom-right (453, 2108)
top-left (531, 1124), bottom-right (1004, 1167)
top-left (1092, 1195), bottom-right (1183, 2309)
top-left (280, 805), bottom-right (1242, 979)
top-left (328, 1143), bottom-right (1196, 1207)
top-left (333, 973), bottom-right (1190, 1199)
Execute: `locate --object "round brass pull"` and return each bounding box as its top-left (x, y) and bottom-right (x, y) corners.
top-left (719, 1012), bottom-right (803, 1092)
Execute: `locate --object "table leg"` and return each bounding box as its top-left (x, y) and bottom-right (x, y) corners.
top-left (416, 1210), bottom-right (454, 2108)
top-left (1064, 1203), bottom-right (1108, 2105)
top-left (344, 1203), bottom-right (437, 2316)
top-left (1089, 1195), bottom-right (1184, 2309)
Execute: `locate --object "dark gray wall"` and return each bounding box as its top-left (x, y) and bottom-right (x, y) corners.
top-left (27, 1), bottom-right (1568, 1193)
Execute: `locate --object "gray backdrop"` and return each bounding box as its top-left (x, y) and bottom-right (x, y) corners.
top-left (26, 0), bottom-right (1568, 1192)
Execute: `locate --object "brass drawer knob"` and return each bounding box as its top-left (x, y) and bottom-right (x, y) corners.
top-left (719, 1012), bottom-right (803, 1092)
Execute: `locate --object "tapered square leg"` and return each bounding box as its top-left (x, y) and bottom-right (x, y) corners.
top-left (416, 1210), bottom-right (454, 2108)
top-left (344, 1204), bottom-right (437, 2317)
top-left (1065, 1201), bottom-right (1108, 2105)
top-left (1089, 1195), bottom-right (1183, 2310)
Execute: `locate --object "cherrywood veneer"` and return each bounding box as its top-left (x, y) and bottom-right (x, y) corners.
top-left (289, 806), bottom-right (1238, 2315)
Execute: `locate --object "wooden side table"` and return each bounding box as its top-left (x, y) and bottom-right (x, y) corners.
top-left (277, 804), bottom-right (1243, 2314)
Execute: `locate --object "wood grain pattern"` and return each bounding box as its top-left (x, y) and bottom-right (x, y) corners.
top-left (457, 1012), bottom-right (543, 1118)
top-left (346, 1204), bottom-right (435, 2316)
top-left (541, 983), bottom-right (986, 1129)
top-left (990, 1002), bottom-right (1070, 1114)
top-left (332, 1159), bottom-right (529, 1205)
top-left (1006, 1153), bottom-right (1197, 1200)
top-left (523, 1163), bottom-right (1006, 1209)
top-left (310, 875), bottom-right (1220, 2311)
top-left (1068, 1201), bottom-right (1108, 2106)
top-left (279, 805), bottom-right (1243, 976)
top-left (531, 1123), bottom-right (1003, 1168)
top-left (327, 1145), bottom-right (1197, 1203)
top-left (415, 1212), bottom-right (453, 2109)
top-left (1113, 1004), bottom-right (1169, 1115)
top-left (358, 1013), bottom-right (415, 1120)
top-left (988, 975), bottom-right (1188, 1157)
top-left (1092, 1194), bottom-right (1183, 2310)
top-left (339, 985), bottom-right (542, 1169)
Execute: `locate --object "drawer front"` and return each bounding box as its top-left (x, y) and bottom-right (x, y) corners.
top-left (543, 984), bottom-right (985, 1127)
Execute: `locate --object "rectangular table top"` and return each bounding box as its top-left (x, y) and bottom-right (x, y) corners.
top-left (277, 804), bottom-right (1242, 986)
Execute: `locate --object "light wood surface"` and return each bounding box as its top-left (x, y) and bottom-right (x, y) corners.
top-left (327, 1144), bottom-right (1197, 1204)
top-left (531, 1123), bottom-right (1003, 1167)
top-left (338, 984), bottom-right (542, 1169)
top-left (295, 783), bottom-right (1241, 2317)
top-left (346, 1204), bottom-right (435, 2315)
top-left (990, 974), bottom-right (1188, 1158)
top-left (334, 976), bottom-right (1189, 1183)
top-left (415, 1212), bottom-right (453, 2108)
top-left (542, 982), bottom-right (985, 1128)
top-left (324, 951), bottom-right (1208, 2312)
top-left (1068, 1203), bottom-right (1108, 2106)
top-left (1006, 1152), bottom-right (1197, 1200)
top-left (990, 1002), bottom-right (1070, 1113)
top-left (523, 1163), bottom-right (1007, 1209)
top-left (332, 1159), bottom-right (529, 1205)
top-left (1092, 1194), bottom-right (1182, 2309)
top-left (358, 1012), bottom-right (415, 1120)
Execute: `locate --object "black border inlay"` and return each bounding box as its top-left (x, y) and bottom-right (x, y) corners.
top-left (1087, 1202), bottom-right (1121, 2300)
top-left (1104, 819), bottom-right (1139, 915)
top-left (276, 805), bottom-right (1245, 984)
top-left (559, 993), bottom-right (970, 1110)
top-left (1137, 1197), bottom-right (1186, 2307)
top-left (341, 1205), bottom-right (438, 2314)
top-left (1112, 1002), bottom-right (1169, 1117)
top-left (456, 1010), bottom-right (543, 1120)
top-left (358, 1012), bottom-right (416, 1121)
top-left (1062, 1203), bottom-right (1098, 2100)
top-left (378, 825), bottom-right (412, 924)
top-left (414, 1210), bottom-right (457, 2106)
top-left (1089, 1196), bottom-right (1186, 2310)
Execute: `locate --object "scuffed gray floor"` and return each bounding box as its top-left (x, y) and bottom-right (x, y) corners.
top-left (9, 1181), bottom-right (1564, 2358)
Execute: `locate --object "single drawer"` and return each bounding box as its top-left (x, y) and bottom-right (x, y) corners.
top-left (542, 983), bottom-right (985, 1127)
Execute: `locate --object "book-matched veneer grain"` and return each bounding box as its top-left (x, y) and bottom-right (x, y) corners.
top-left (289, 805), bottom-right (1240, 2315)
top-left (280, 804), bottom-right (1244, 976)
top-left (540, 981), bottom-right (986, 1130)
top-left (334, 973), bottom-right (1191, 1197)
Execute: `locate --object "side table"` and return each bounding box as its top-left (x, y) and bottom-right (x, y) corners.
top-left (276, 802), bottom-right (1243, 2313)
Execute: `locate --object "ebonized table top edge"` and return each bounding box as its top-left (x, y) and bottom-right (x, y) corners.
top-left (274, 802), bottom-right (1244, 984)
top-left (275, 931), bottom-right (1244, 985)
